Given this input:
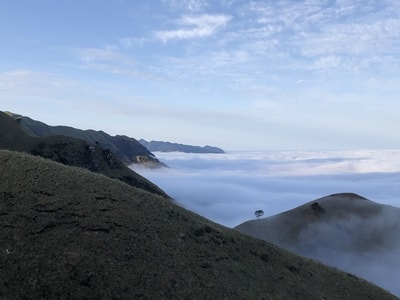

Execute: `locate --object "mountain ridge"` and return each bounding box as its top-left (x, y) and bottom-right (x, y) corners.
top-left (6, 111), bottom-right (165, 167)
top-left (139, 139), bottom-right (225, 153)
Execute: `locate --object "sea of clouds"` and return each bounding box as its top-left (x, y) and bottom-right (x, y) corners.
top-left (132, 149), bottom-right (400, 296)
top-left (132, 150), bottom-right (400, 228)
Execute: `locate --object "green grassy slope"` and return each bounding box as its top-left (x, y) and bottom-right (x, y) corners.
top-left (0, 150), bottom-right (397, 299)
top-left (0, 111), bottom-right (168, 197)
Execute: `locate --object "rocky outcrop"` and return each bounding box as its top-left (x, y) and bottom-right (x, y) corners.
top-left (133, 155), bottom-right (167, 168)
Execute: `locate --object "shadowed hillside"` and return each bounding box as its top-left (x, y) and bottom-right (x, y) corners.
top-left (235, 193), bottom-right (400, 296)
top-left (0, 111), bottom-right (167, 197)
top-left (6, 111), bottom-right (164, 167)
top-left (0, 151), bottom-right (397, 299)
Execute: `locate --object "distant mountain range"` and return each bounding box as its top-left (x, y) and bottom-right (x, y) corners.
top-left (235, 193), bottom-right (400, 296)
top-left (139, 139), bottom-right (224, 154)
top-left (1, 151), bottom-right (396, 299)
top-left (6, 112), bottom-right (164, 167)
top-left (0, 111), bottom-right (167, 197)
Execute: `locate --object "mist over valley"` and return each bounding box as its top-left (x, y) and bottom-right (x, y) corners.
top-left (133, 150), bottom-right (400, 296)
top-left (132, 150), bottom-right (400, 227)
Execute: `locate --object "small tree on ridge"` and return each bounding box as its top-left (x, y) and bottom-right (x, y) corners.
top-left (254, 210), bottom-right (264, 219)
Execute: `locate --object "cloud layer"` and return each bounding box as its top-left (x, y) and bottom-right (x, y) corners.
top-left (133, 150), bottom-right (400, 228)
top-left (133, 150), bottom-right (400, 296)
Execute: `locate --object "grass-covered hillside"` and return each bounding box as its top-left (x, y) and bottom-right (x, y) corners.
top-left (235, 193), bottom-right (400, 296)
top-left (0, 111), bottom-right (167, 197)
top-left (0, 150), bottom-right (397, 299)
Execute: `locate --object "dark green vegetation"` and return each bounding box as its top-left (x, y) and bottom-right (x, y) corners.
top-left (0, 151), bottom-right (397, 299)
top-left (139, 139), bottom-right (225, 153)
top-left (0, 111), bottom-right (167, 197)
top-left (6, 111), bottom-right (164, 167)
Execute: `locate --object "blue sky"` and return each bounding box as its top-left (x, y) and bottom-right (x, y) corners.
top-left (1, 0), bottom-right (400, 150)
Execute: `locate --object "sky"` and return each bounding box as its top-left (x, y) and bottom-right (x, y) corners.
top-left (133, 150), bottom-right (400, 296)
top-left (1, 0), bottom-right (400, 150)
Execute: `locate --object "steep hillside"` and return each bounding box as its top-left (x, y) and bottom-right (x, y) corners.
top-left (0, 111), bottom-right (167, 197)
top-left (235, 193), bottom-right (400, 296)
top-left (140, 139), bottom-right (225, 153)
top-left (6, 111), bottom-right (164, 167)
top-left (0, 151), bottom-right (397, 299)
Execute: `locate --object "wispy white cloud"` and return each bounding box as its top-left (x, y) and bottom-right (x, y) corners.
top-left (154, 14), bottom-right (231, 42)
top-left (144, 0), bottom-right (397, 89)
top-left (69, 46), bottom-right (162, 80)
top-left (71, 1), bottom-right (400, 84)
top-left (162, 0), bottom-right (209, 12)
top-left (74, 47), bottom-right (127, 64)
top-left (242, 0), bottom-right (400, 71)
top-left (298, 19), bottom-right (400, 57)
top-left (0, 69), bottom-right (102, 124)
top-left (310, 55), bottom-right (343, 70)
top-left (119, 37), bottom-right (148, 48)
top-left (71, 47), bottom-right (135, 75)
top-left (0, 70), bottom-right (75, 98)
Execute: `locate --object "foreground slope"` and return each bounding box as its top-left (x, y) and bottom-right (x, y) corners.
top-left (0, 152), bottom-right (397, 299)
top-left (236, 193), bottom-right (400, 296)
top-left (0, 111), bottom-right (167, 197)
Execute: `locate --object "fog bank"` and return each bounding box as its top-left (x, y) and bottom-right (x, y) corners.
top-left (132, 150), bottom-right (400, 228)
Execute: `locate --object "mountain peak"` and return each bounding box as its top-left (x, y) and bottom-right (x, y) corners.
top-left (326, 192), bottom-right (368, 200)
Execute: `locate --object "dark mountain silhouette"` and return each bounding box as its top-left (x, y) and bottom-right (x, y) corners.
top-left (6, 111), bottom-right (164, 167)
top-left (0, 111), bottom-right (167, 197)
top-left (139, 139), bottom-right (225, 153)
top-left (235, 193), bottom-right (400, 296)
top-left (0, 151), bottom-right (397, 299)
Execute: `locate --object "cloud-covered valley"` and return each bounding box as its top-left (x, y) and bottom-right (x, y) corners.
top-left (132, 150), bottom-right (400, 227)
top-left (132, 149), bottom-right (400, 296)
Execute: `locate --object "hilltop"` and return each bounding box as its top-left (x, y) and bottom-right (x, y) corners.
top-left (235, 193), bottom-right (400, 296)
top-left (0, 111), bottom-right (167, 197)
top-left (0, 151), bottom-right (397, 299)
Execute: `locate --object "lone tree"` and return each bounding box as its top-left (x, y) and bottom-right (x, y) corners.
top-left (254, 210), bottom-right (264, 219)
